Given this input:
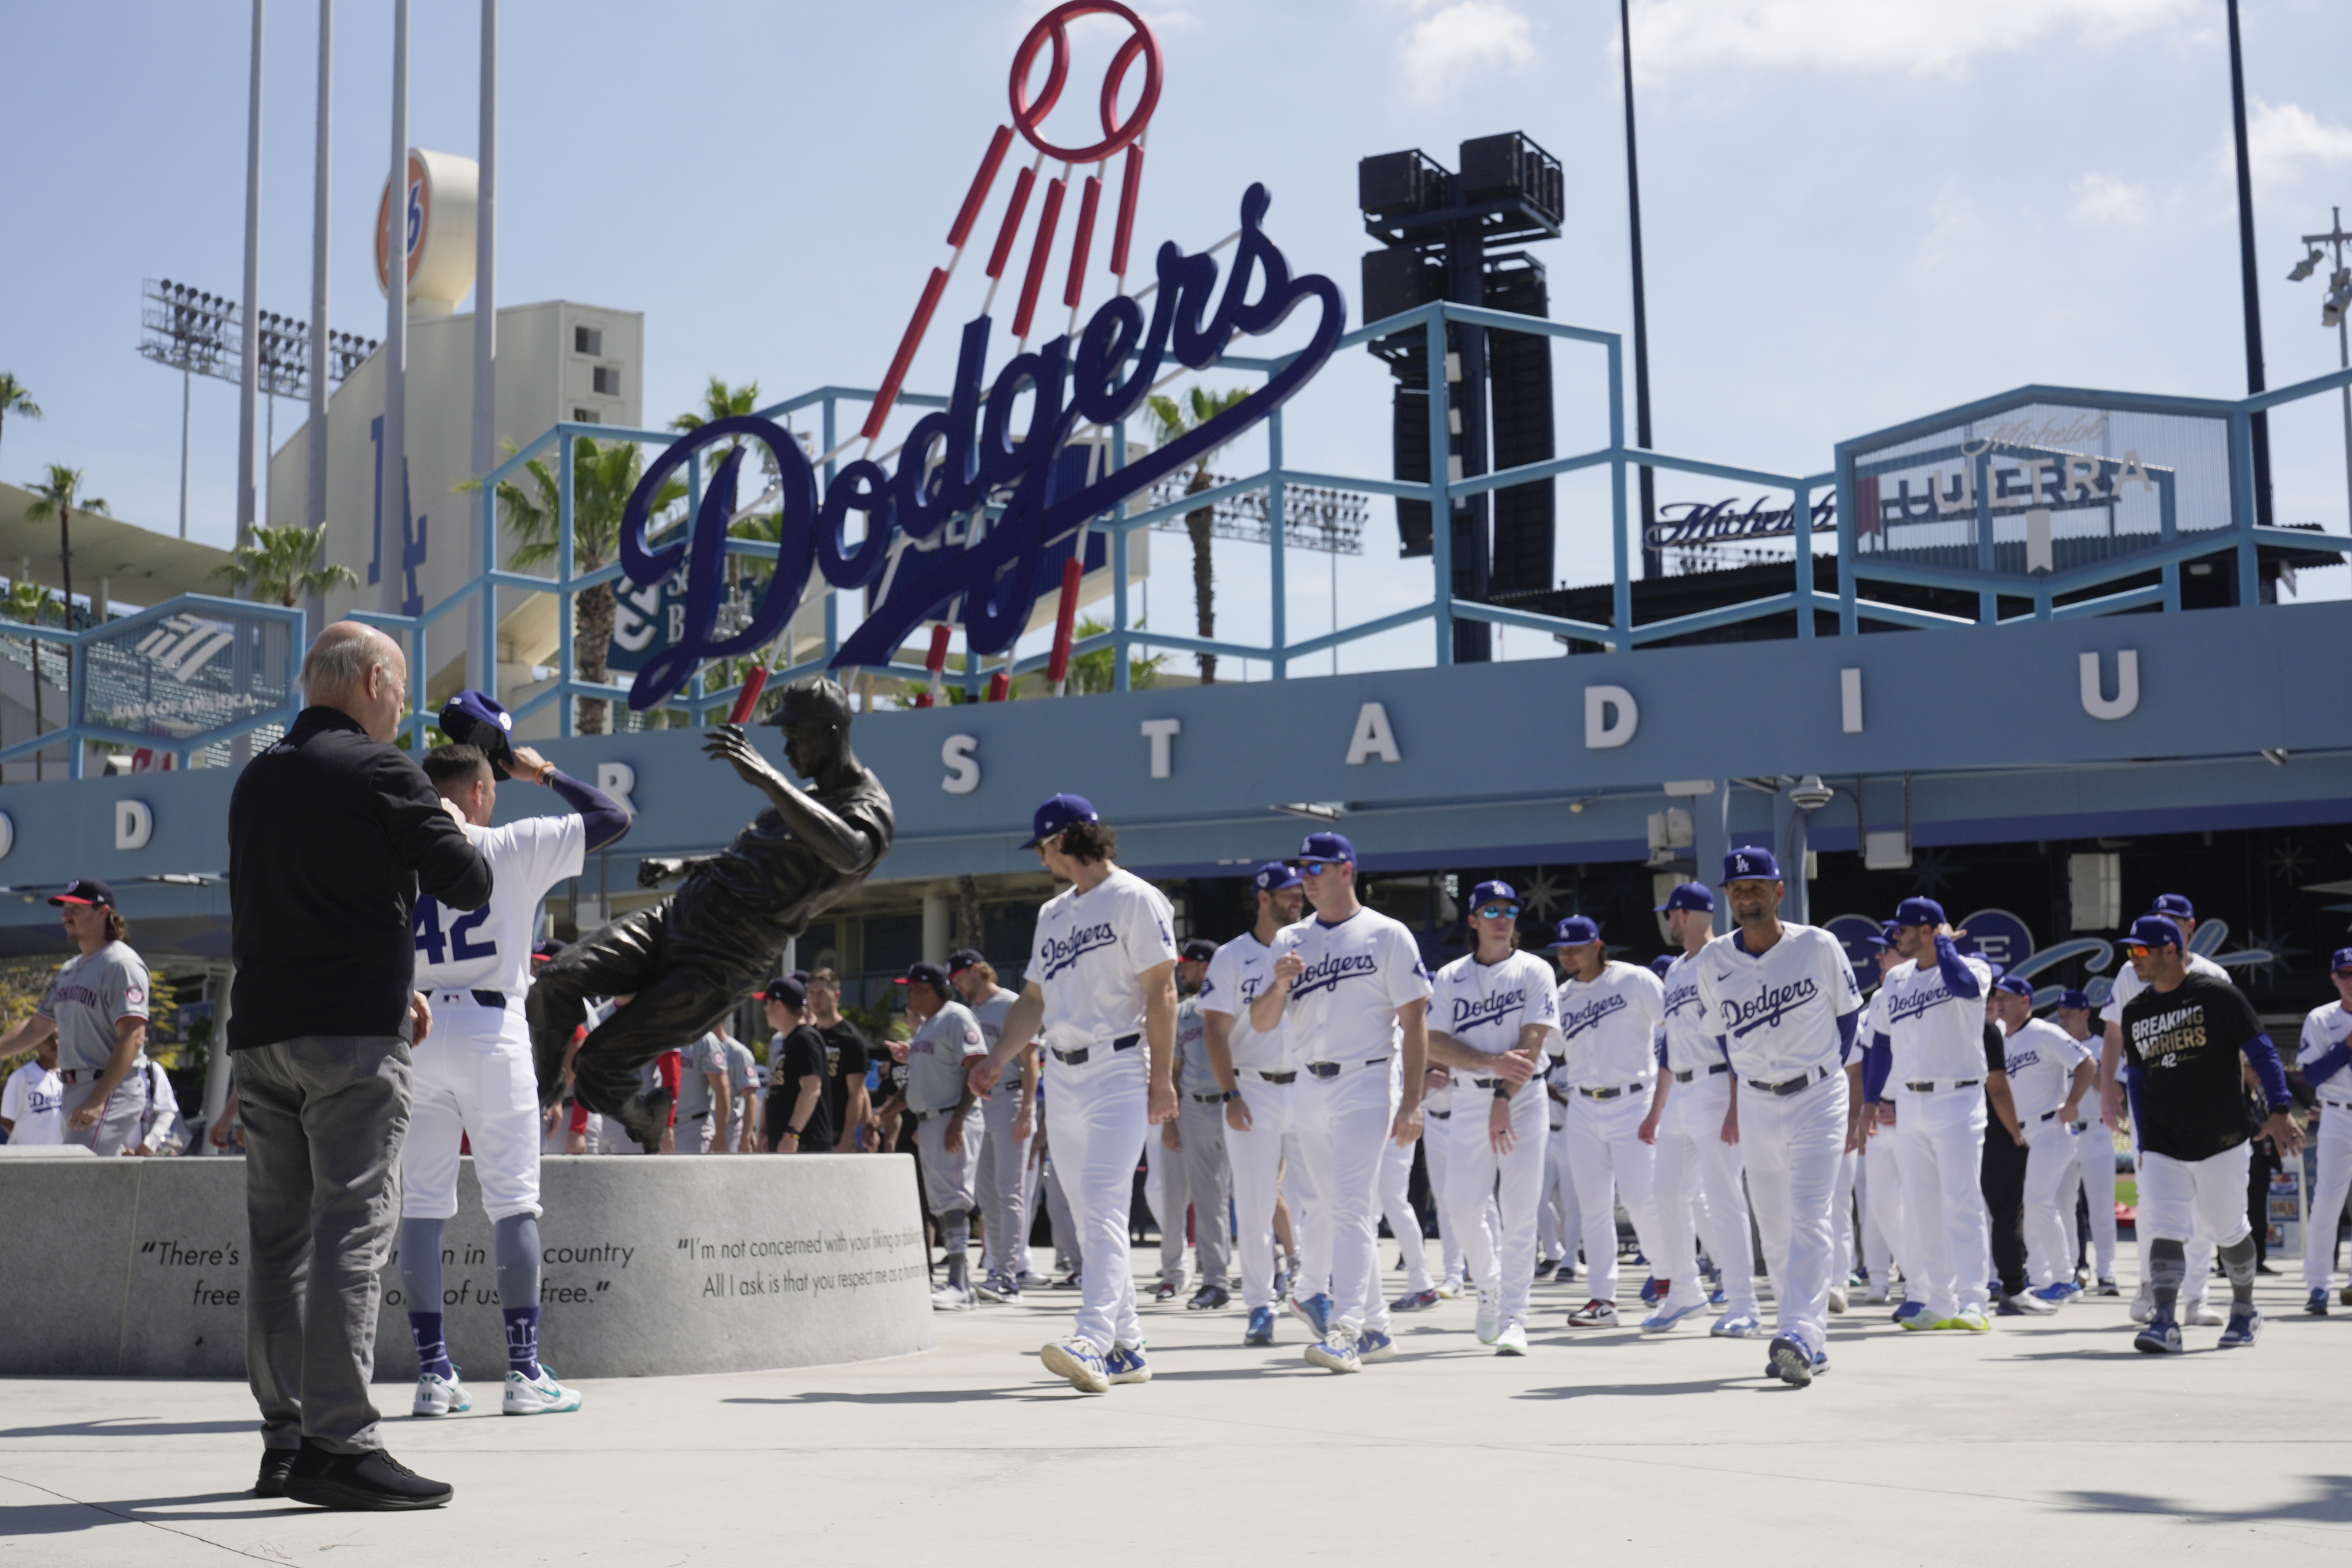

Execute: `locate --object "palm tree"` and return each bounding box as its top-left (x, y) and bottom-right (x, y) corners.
top-left (465, 437), bottom-right (684, 735)
top-left (1144, 387), bottom-right (1249, 684)
top-left (209, 521), bottom-right (360, 607)
top-left (1066, 615), bottom-right (1164, 695)
top-left (0, 373), bottom-right (41, 468)
top-left (670, 377), bottom-right (762, 441)
top-left (23, 465), bottom-right (109, 627)
top-left (1, 579), bottom-right (56, 781)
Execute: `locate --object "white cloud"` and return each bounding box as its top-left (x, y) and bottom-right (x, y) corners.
top-left (2249, 100), bottom-right (2352, 187)
top-left (2071, 172), bottom-right (2150, 224)
top-left (1397, 2), bottom-right (1541, 104)
top-left (1626, 0), bottom-right (2198, 76)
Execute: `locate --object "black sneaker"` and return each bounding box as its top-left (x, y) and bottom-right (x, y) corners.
top-left (1187, 1285), bottom-right (1231, 1311)
top-left (253, 1448), bottom-right (297, 1499)
top-left (283, 1441), bottom-right (454, 1511)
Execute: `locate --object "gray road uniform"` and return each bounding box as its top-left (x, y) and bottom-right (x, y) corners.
top-left (1160, 994), bottom-right (1234, 1293)
top-left (45, 939), bottom-right (152, 1155)
top-left (677, 1033), bottom-right (731, 1153)
top-left (968, 987), bottom-right (1036, 1286)
top-left (910, 1000), bottom-right (989, 1223)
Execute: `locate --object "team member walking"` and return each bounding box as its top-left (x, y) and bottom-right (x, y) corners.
top-left (400, 720), bottom-right (628, 1419)
top-left (1642, 883), bottom-right (1762, 1337)
top-left (1250, 832), bottom-right (1432, 1374)
top-left (902, 960), bottom-right (989, 1309)
top-left (1163, 938), bottom-right (1235, 1310)
top-left (1423, 881), bottom-right (1555, 1353)
top-left (975, 795), bottom-right (1178, 1393)
top-left (1856, 924), bottom-right (1907, 1308)
top-left (0, 879), bottom-right (153, 1156)
top-left (1551, 915), bottom-right (1667, 1329)
top-left (1878, 898), bottom-right (1998, 1334)
top-left (1201, 862), bottom-right (1316, 1347)
top-left (2115, 916), bottom-right (2301, 1352)
top-left (955, 949), bottom-right (1036, 1301)
top-left (2054, 989), bottom-right (2121, 1295)
top-left (1991, 977), bottom-right (2096, 1302)
top-left (2296, 950), bottom-right (2352, 1316)
top-left (1693, 848), bottom-right (1864, 1388)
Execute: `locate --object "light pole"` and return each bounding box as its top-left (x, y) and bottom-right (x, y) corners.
top-left (2286, 207), bottom-right (2352, 534)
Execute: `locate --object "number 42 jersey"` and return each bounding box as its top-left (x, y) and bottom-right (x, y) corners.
top-left (414, 815), bottom-right (586, 996)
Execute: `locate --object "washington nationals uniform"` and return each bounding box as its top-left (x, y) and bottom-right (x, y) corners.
top-left (1879, 927), bottom-right (1994, 1327)
top-left (1556, 955), bottom-right (1668, 1316)
top-left (43, 938), bottom-right (152, 1155)
top-left (966, 979), bottom-right (1033, 1294)
top-left (1653, 948), bottom-right (1760, 1331)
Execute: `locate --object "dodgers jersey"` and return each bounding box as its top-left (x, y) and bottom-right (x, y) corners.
top-left (414, 815), bottom-right (587, 996)
top-left (1693, 924), bottom-right (1864, 1081)
top-left (39, 941), bottom-right (151, 1073)
top-left (1658, 950), bottom-right (1721, 1073)
top-left (2003, 1016), bottom-right (2090, 1120)
top-left (1200, 931), bottom-right (1290, 1073)
top-left (1556, 960), bottom-right (1667, 1087)
top-left (1428, 949), bottom-right (1557, 1085)
top-left (1878, 944), bottom-right (1994, 1083)
top-left (1269, 907), bottom-right (1432, 1065)
top-left (2296, 1000), bottom-right (2352, 1094)
top-left (1029, 867), bottom-right (1180, 1048)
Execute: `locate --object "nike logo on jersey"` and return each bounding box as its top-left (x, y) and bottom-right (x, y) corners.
top-left (1291, 951), bottom-right (1380, 999)
top-left (1450, 989), bottom-right (1529, 1034)
top-left (1559, 992), bottom-right (1630, 1040)
top-left (1040, 922), bottom-right (1120, 980)
top-left (1721, 977), bottom-right (1822, 1037)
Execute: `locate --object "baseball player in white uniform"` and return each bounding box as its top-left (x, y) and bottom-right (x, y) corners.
top-left (0, 878), bottom-right (153, 1156)
top-left (975, 794), bottom-right (1178, 1395)
top-left (1991, 976), bottom-right (2096, 1301)
top-left (1423, 880), bottom-right (1557, 1353)
top-left (955, 949), bottom-right (1036, 1303)
top-left (1537, 1049), bottom-right (1581, 1282)
top-left (1692, 848), bottom-right (1865, 1388)
top-left (1642, 883), bottom-right (1762, 1336)
top-left (1251, 831), bottom-right (1432, 1374)
top-left (1855, 924), bottom-right (1909, 1311)
top-left (398, 715), bottom-right (629, 1417)
top-left (1552, 915), bottom-right (1667, 1328)
top-left (0, 1035), bottom-right (64, 1145)
top-left (1201, 862), bottom-right (1324, 1347)
top-left (1412, 1060), bottom-right (1475, 1301)
top-left (2100, 894), bottom-right (2228, 1326)
top-left (1878, 896), bottom-right (1997, 1334)
top-left (2296, 948), bottom-right (2352, 1316)
top-left (2053, 988), bottom-right (2120, 1295)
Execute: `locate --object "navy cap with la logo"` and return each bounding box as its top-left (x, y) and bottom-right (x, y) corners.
top-left (1719, 847), bottom-right (1780, 885)
top-left (1253, 861), bottom-right (1303, 894)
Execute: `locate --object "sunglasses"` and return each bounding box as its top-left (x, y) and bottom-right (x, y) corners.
top-left (1474, 904), bottom-right (1521, 920)
top-left (2124, 943), bottom-right (2165, 958)
top-left (1298, 859), bottom-right (1340, 876)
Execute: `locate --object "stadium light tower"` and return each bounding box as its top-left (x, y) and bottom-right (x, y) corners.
top-left (2285, 206), bottom-right (2352, 535)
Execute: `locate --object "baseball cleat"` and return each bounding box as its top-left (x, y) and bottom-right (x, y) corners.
top-left (1304, 1327), bottom-right (1363, 1374)
top-left (1947, 1307), bottom-right (1993, 1333)
top-left (973, 1272), bottom-right (1019, 1304)
top-left (1639, 1276), bottom-right (1664, 1306)
top-left (931, 1283), bottom-right (975, 1311)
top-left (1493, 1320), bottom-right (1530, 1356)
top-left (1710, 1284), bottom-right (1728, 1305)
top-left (412, 1370), bottom-right (471, 1417)
top-left (1018, 1269), bottom-right (1051, 1290)
top-left (1641, 1298), bottom-right (1709, 1334)
top-left (1767, 1334), bottom-right (1814, 1388)
top-left (2132, 1316), bottom-right (2184, 1355)
top-left (1187, 1285), bottom-right (1231, 1311)
top-left (2001, 1291), bottom-right (2056, 1316)
top-left (1436, 1277), bottom-right (1466, 1299)
top-left (2307, 1289), bottom-right (2331, 1317)
top-left (1040, 1338), bottom-right (1110, 1393)
top-left (1244, 1306), bottom-right (1276, 1345)
top-left (2031, 1281), bottom-right (2080, 1305)
top-left (502, 1366), bottom-right (583, 1415)
top-left (1475, 1298), bottom-right (1501, 1344)
top-left (1826, 1286), bottom-right (1847, 1315)
top-left (2129, 1283), bottom-right (2154, 1323)
top-left (1566, 1298), bottom-right (1619, 1328)
top-left (2216, 1304), bottom-right (2262, 1348)
top-left (2188, 1300), bottom-right (2226, 1327)
top-left (1049, 1271), bottom-right (1082, 1291)
top-left (1105, 1345), bottom-right (1152, 1384)
top-left (1391, 1287), bottom-right (1441, 1312)
top-left (1358, 1329), bottom-right (1398, 1363)
top-left (1892, 1301), bottom-right (1931, 1328)
top-left (1152, 1279), bottom-right (1181, 1304)
top-left (1289, 1292), bottom-right (1334, 1338)
top-left (2096, 1278), bottom-right (2120, 1296)
top-left (1710, 1311), bottom-right (1765, 1338)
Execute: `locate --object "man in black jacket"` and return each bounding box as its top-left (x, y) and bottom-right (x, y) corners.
top-left (227, 622), bottom-right (492, 1512)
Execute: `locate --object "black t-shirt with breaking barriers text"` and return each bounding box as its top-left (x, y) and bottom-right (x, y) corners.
top-left (2118, 971), bottom-right (2267, 1163)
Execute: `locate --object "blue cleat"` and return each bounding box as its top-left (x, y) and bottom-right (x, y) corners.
top-left (1244, 1306), bottom-right (1276, 1345)
top-left (2132, 1316), bottom-right (2184, 1356)
top-left (1289, 1292), bottom-right (1333, 1339)
top-left (1391, 1287), bottom-right (1441, 1313)
top-left (1304, 1328), bottom-right (1361, 1374)
top-left (2216, 1303), bottom-right (2261, 1348)
top-left (1639, 1276), bottom-right (1664, 1305)
top-left (1104, 1345), bottom-right (1152, 1384)
top-left (1893, 1300), bottom-right (1932, 1329)
top-left (1767, 1334), bottom-right (1815, 1387)
top-left (1040, 1338), bottom-right (1111, 1392)
top-left (1358, 1329), bottom-right (1397, 1363)
top-left (2305, 1289), bottom-right (2329, 1317)
top-left (2031, 1280), bottom-right (2082, 1305)
top-left (1710, 1311), bottom-right (1765, 1338)
top-left (1641, 1298), bottom-right (1709, 1334)
top-left (1709, 1285), bottom-right (1727, 1306)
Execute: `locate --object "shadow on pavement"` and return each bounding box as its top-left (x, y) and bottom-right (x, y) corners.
top-left (2059, 1475), bottom-right (2352, 1525)
top-left (723, 1387), bottom-right (1062, 1405)
top-left (1511, 1377), bottom-right (1759, 1399)
top-left (0, 1491), bottom-right (317, 1536)
top-left (0, 1418), bottom-right (254, 1440)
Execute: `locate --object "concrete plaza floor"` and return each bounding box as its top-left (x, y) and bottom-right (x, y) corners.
top-left (4, 1258), bottom-right (2350, 1564)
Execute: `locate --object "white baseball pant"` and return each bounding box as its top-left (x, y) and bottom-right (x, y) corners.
top-left (1831, 1145), bottom-right (1859, 1290)
top-left (1859, 1127), bottom-right (1901, 1294)
top-left (2140, 1143), bottom-right (2254, 1249)
top-left (1290, 1057), bottom-right (1399, 1338)
top-left (1439, 1083), bottom-right (1548, 1327)
top-left (975, 1086), bottom-right (1034, 1283)
top-left (1651, 1070), bottom-right (1757, 1314)
top-left (2071, 1119), bottom-right (2118, 1281)
top-left (1229, 1072), bottom-right (1313, 1311)
top-left (1740, 1064), bottom-right (1849, 1359)
top-left (1564, 1088), bottom-right (1663, 1305)
top-left (1539, 1110), bottom-right (1577, 1266)
top-left (1379, 1137), bottom-right (1434, 1295)
top-left (401, 999), bottom-right (543, 1222)
top-left (1893, 1084), bottom-right (1991, 1321)
top-left (2020, 1116), bottom-right (2081, 1289)
top-left (1043, 1051), bottom-right (1149, 1353)
top-left (1422, 1107), bottom-right (1473, 1284)
top-left (2303, 1098), bottom-right (2352, 1293)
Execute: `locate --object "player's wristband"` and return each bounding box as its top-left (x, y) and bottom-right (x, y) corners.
top-left (785, 1124), bottom-right (806, 1140)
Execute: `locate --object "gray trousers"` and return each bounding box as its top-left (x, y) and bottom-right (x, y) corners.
top-left (60, 1071), bottom-right (147, 1156)
top-left (1154, 1095), bottom-right (1232, 1290)
top-left (234, 1036), bottom-right (412, 1455)
top-left (974, 1087), bottom-right (1034, 1281)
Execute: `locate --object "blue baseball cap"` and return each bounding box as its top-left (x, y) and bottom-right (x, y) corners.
top-left (1253, 861), bottom-right (1303, 895)
top-left (1720, 847), bottom-right (1779, 884)
top-left (1180, 938), bottom-right (1218, 964)
top-left (760, 975), bottom-right (807, 1007)
top-left (1878, 920), bottom-right (1901, 948)
top-left (1994, 975), bottom-right (2034, 1000)
top-left (895, 960), bottom-right (953, 993)
top-left (2332, 948), bottom-right (2352, 975)
top-left (2056, 988), bottom-right (2092, 1011)
top-left (1650, 954), bottom-right (1675, 978)
top-left (2126, 915), bottom-right (2183, 949)
top-left (1655, 882), bottom-right (1714, 914)
top-left (947, 948), bottom-right (987, 975)
top-left (1294, 832), bottom-right (1356, 867)
top-left (1857, 925), bottom-right (1891, 951)
top-left (1894, 896), bottom-right (1946, 927)
top-left (438, 688), bottom-right (518, 779)
top-left (48, 877), bottom-right (114, 909)
top-left (1550, 915), bottom-right (1602, 948)
top-left (1467, 880), bottom-right (1520, 913)
top-left (1022, 793), bottom-right (1098, 848)
top-left (2148, 893), bottom-right (2194, 920)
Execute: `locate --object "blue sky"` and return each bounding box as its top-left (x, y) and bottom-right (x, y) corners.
top-left (5, 0), bottom-right (2352, 670)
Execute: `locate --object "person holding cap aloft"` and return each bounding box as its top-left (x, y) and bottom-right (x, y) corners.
top-left (2295, 949), bottom-right (2352, 1316)
top-left (1551, 913), bottom-right (1667, 1330)
top-left (2114, 914), bottom-right (2301, 1352)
